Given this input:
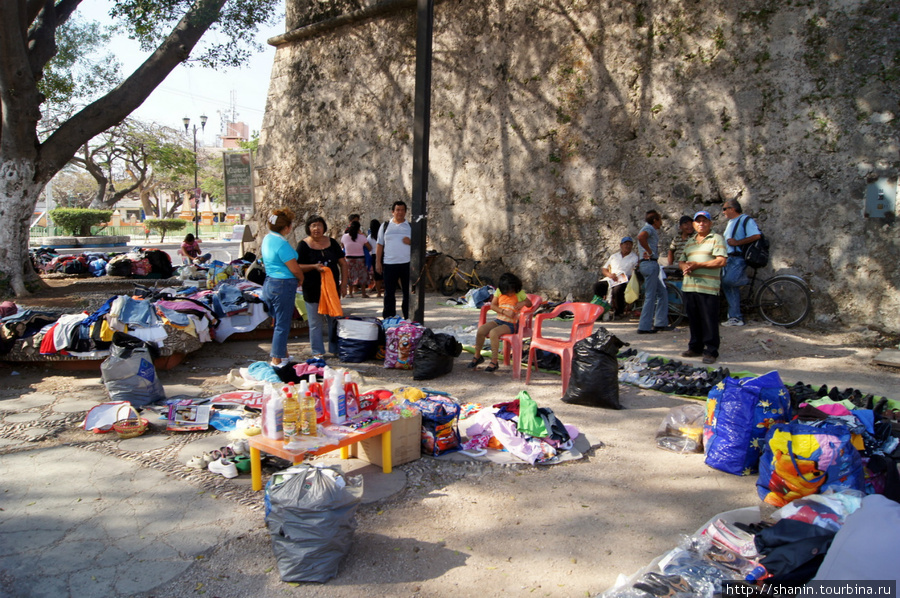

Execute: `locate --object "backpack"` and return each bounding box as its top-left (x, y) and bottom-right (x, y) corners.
top-left (738, 215), bottom-right (770, 269)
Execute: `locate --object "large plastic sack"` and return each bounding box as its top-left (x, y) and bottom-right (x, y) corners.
top-left (265, 464), bottom-right (363, 583)
top-left (384, 321), bottom-right (425, 369)
top-left (656, 403), bottom-right (706, 453)
top-left (419, 396), bottom-right (461, 456)
top-left (561, 327), bottom-right (626, 409)
top-left (704, 371), bottom-right (791, 476)
top-left (336, 316), bottom-right (382, 363)
top-left (100, 332), bottom-right (166, 407)
top-left (413, 329), bottom-right (462, 380)
top-left (757, 421), bottom-right (865, 508)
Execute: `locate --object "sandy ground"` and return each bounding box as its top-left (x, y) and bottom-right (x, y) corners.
top-left (7, 279), bottom-right (900, 598)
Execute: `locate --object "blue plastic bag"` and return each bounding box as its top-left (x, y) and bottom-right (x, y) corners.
top-left (704, 371), bottom-right (791, 476)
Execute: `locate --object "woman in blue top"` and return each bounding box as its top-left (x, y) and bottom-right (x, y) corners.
top-left (260, 208), bottom-right (305, 366)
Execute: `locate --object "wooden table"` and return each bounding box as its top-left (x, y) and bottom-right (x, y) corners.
top-left (248, 422), bottom-right (393, 491)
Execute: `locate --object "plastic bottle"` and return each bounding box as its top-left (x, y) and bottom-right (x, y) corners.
top-left (344, 372), bottom-right (360, 420)
top-left (282, 385), bottom-right (300, 445)
top-left (308, 374), bottom-right (328, 424)
top-left (301, 392), bottom-right (317, 436)
top-left (322, 366), bottom-right (334, 398)
top-left (261, 386), bottom-right (284, 440)
top-left (327, 379), bottom-right (347, 424)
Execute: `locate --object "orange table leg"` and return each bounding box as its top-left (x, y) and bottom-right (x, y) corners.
top-left (381, 429), bottom-right (392, 474)
top-left (250, 446), bottom-right (262, 491)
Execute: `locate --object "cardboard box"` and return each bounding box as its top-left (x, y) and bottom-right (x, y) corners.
top-left (352, 412), bottom-right (422, 467)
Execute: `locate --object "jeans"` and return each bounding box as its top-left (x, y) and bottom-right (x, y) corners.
top-left (638, 260), bottom-right (668, 331)
top-left (684, 291), bottom-right (720, 357)
top-left (382, 262), bottom-right (410, 319)
top-left (262, 276), bottom-right (298, 359)
top-left (306, 302), bottom-right (338, 356)
top-left (722, 256), bottom-right (749, 320)
top-left (119, 297), bottom-right (159, 327)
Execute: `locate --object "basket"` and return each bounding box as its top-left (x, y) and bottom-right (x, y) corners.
top-left (113, 405), bottom-right (149, 440)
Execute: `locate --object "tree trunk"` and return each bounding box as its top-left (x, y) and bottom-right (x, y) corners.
top-left (0, 159), bottom-right (43, 296)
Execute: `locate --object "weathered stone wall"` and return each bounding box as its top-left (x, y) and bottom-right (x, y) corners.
top-left (256, 0), bottom-right (900, 330)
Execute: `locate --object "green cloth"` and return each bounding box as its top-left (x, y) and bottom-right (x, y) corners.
top-left (516, 391), bottom-right (547, 437)
top-left (807, 396), bottom-right (858, 411)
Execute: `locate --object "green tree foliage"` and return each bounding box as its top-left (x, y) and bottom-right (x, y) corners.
top-left (49, 208), bottom-right (114, 236)
top-left (0, 0), bottom-right (280, 296)
top-left (144, 219), bottom-right (188, 243)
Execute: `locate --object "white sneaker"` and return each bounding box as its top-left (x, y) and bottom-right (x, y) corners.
top-left (186, 455), bottom-right (207, 469)
top-left (229, 439), bottom-right (249, 455)
top-left (208, 458), bottom-right (239, 479)
top-left (723, 318), bottom-right (744, 327)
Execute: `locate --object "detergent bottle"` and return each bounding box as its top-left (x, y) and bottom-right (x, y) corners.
top-left (261, 384), bottom-right (284, 440)
top-left (344, 372), bottom-right (360, 420)
top-left (327, 379), bottom-right (347, 424)
top-left (308, 374), bottom-right (328, 424)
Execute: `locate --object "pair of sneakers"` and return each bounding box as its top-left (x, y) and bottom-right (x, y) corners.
top-left (723, 317), bottom-right (744, 326)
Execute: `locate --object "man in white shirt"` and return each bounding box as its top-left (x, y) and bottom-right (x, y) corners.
top-left (375, 200), bottom-right (412, 319)
top-left (594, 236), bottom-right (639, 318)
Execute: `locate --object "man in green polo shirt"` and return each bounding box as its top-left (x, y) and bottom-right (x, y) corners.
top-left (678, 211), bottom-right (727, 364)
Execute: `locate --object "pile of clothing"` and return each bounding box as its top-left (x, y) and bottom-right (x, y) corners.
top-left (30, 248), bottom-right (112, 277)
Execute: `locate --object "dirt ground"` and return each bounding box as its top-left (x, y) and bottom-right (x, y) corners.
top-left (6, 278), bottom-right (900, 598)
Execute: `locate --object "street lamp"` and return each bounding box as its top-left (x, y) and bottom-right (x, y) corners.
top-left (183, 114), bottom-right (208, 237)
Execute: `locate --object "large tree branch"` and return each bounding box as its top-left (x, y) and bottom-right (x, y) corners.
top-left (38, 0), bottom-right (228, 180)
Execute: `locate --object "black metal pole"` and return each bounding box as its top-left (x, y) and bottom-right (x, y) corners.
top-left (193, 127), bottom-right (199, 238)
top-left (410, 0), bottom-right (433, 324)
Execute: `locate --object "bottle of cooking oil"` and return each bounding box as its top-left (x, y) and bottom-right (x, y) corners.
top-left (282, 384), bottom-right (300, 445)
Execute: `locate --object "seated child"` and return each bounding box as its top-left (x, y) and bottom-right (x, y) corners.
top-left (468, 272), bottom-right (532, 373)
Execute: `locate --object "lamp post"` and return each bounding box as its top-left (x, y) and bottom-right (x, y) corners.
top-left (182, 115), bottom-right (208, 238)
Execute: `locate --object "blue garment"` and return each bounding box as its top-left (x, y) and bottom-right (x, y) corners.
top-left (157, 306), bottom-right (192, 327)
top-left (638, 223), bottom-right (660, 259)
top-left (118, 297), bottom-right (159, 328)
top-left (261, 232), bottom-right (298, 279)
top-left (248, 361), bottom-right (282, 383)
top-left (211, 283), bottom-right (246, 317)
top-left (638, 260), bottom-right (668, 331)
top-left (722, 255), bottom-right (750, 320)
top-left (261, 276), bottom-right (298, 359)
top-left (305, 301), bottom-right (338, 356)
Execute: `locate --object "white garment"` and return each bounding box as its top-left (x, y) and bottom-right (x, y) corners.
top-left (213, 302), bottom-right (268, 342)
top-left (601, 251), bottom-right (639, 287)
top-left (126, 324), bottom-right (167, 346)
top-left (377, 219), bottom-right (411, 264)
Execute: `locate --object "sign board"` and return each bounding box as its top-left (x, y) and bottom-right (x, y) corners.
top-left (223, 151), bottom-right (254, 215)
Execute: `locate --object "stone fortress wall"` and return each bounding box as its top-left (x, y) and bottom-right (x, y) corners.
top-left (255, 0), bottom-right (900, 331)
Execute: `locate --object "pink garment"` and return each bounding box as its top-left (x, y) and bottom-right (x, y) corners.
top-left (340, 233), bottom-right (369, 257)
top-left (464, 408), bottom-right (544, 464)
top-left (813, 403), bottom-right (853, 417)
top-left (814, 434), bottom-right (840, 469)
top-left (293, 363), bottom-right (324, 378)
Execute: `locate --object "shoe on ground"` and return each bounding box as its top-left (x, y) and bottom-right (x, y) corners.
top-left (636, 329), bottom-right (657, 335)
top-left (229, 439), bottom-right (249, 455)
top-left (187, 455), bottom-right (207, 469)
top-left (654, 325), bottom-right (676, 332)
top-left (702, 354), bottom-right (717, 364)
top-left (208, 458), bottom-right (239, 479)
top-left (723, 318), bottom-right (744, 327)
top-left (681, 350), bottom-right (702, 358)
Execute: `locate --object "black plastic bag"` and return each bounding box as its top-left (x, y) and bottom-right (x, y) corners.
top-left (413, 329), bottom-right (462, 380)
top-left (561, 327), bottom-right (625, 409)
top-left (265, 465), bottom-right (363, 583)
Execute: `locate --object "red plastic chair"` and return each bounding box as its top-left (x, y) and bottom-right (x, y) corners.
top-left (478, 293), bottom-right (543, 379)
top-left (525, 302), bottom-right (604, 396)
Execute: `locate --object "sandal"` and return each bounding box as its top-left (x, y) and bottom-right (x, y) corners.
top-left (467, 355), bottom-right (485, 369)
top-left (485, 361), bottom-right (499, 373)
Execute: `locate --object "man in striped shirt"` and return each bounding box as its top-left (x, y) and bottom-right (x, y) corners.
top-left (678, 211), bottom-right (728, 364)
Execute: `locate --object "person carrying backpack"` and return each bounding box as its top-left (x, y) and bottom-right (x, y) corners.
top-left (721, 199), bottom-right (761, 326)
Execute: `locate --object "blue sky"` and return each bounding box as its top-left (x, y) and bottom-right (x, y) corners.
top-left (78, 1), bottom-right (285, 141)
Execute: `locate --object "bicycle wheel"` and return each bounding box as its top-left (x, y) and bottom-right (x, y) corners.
top-left (440, 275), bottom-right (458, 296)
top-left (755, 275), bottom-right (811, 327)
top-left (665, 282), bottom-right (685, 327)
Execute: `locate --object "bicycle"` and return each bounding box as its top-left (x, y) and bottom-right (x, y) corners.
top-left (738, 268), bottom-right (812, 327)
top-left (439, 255), bottom-right (494, 296)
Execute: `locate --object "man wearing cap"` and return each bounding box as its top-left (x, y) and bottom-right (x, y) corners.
top-left (636, 210), bottom-right (669, 334)
top-left (678, 211), bottom-right (728, 364)
top-left (667, 215), bottom-right (696, 266)
top-left (595, 236), bottom-right (639, 318)
top-left (721, 199), bottom-right (761, 326)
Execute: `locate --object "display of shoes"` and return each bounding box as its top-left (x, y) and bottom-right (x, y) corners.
top-left (186, 455), bottom-right (207, 469)
top-left (208, 458), bottom-right (239, 479)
